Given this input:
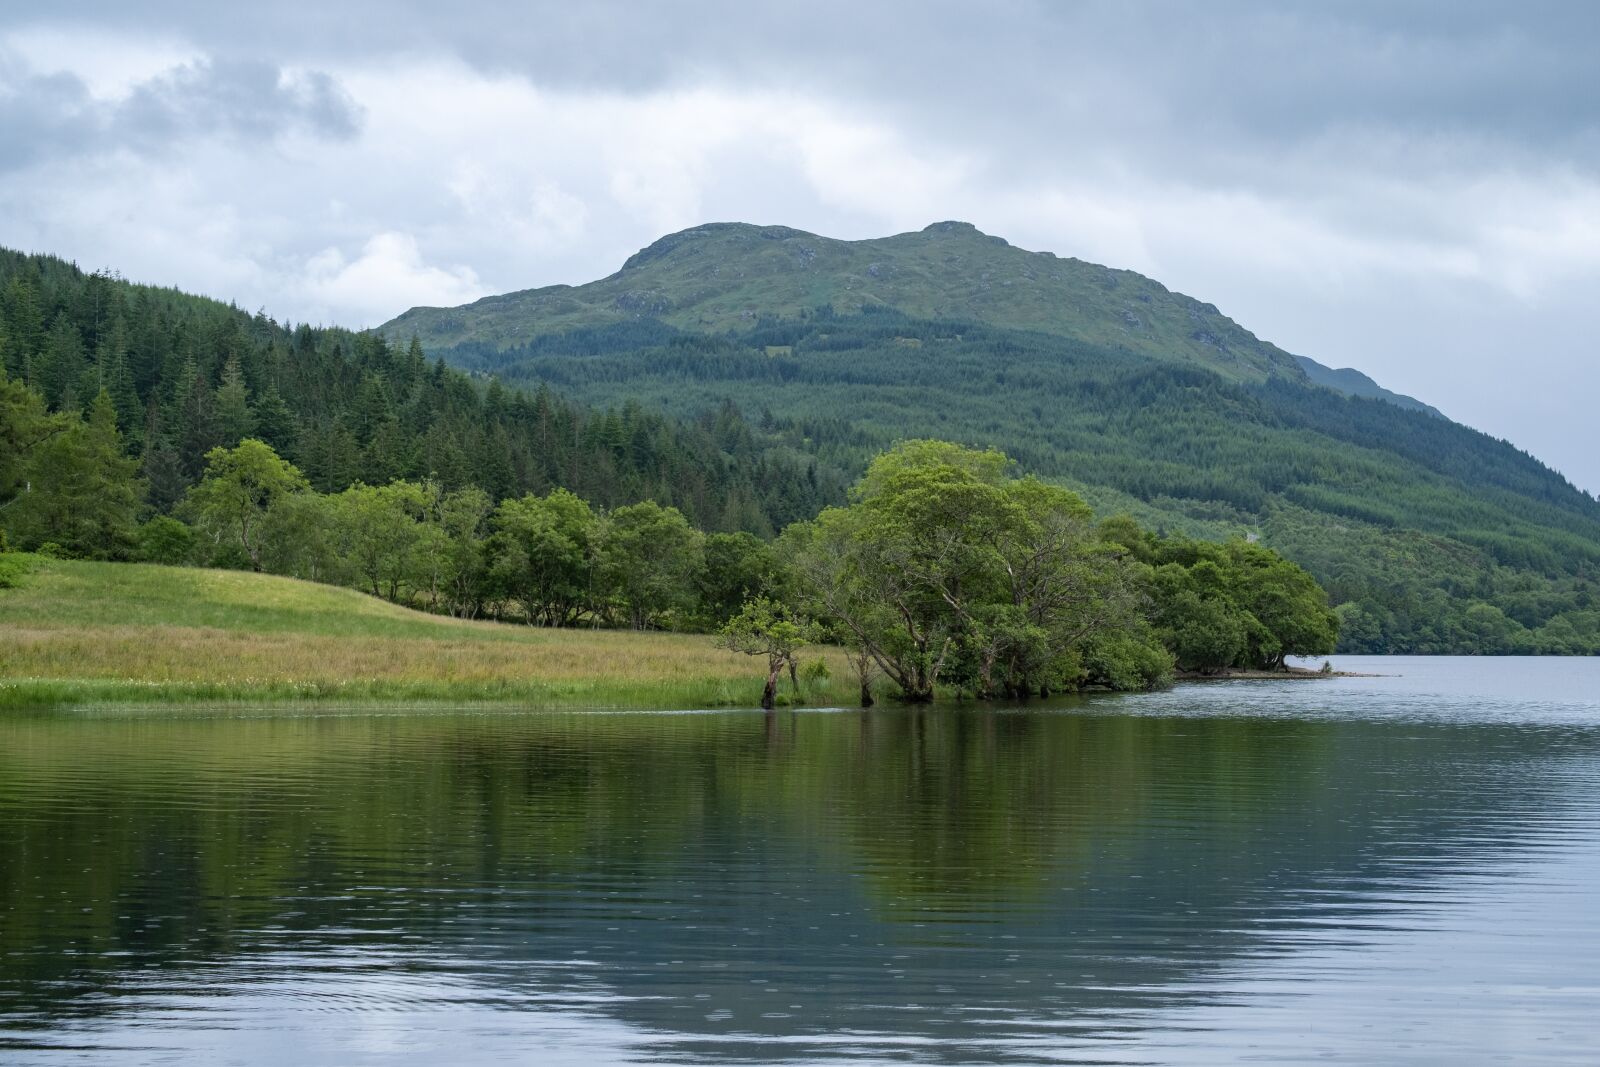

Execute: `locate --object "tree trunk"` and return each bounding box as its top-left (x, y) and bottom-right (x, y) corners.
top-left (859, 680), bottom-right (875, 708)
top-left (761, 662), bottom-right (781, 710)
top-left (787, 657), bottom-right (800, 701)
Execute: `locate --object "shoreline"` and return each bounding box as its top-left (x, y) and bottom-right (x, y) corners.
top-left (2, 557), bottom-right (1371, 713)
top-left (1175, 666), bottom-right (1375, 681)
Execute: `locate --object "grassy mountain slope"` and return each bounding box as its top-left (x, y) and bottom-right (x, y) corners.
top-left (385, 222), bottom-right (1309, 384)
top-left (380, 226), bottom-right (1600, 655)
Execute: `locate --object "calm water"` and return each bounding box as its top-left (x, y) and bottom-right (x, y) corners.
top-left (2, 656), bottom-right (1598, 1065)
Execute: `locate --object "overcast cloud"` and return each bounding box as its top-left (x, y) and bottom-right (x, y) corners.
top-left (2, 1), bottom-right (1596, 491)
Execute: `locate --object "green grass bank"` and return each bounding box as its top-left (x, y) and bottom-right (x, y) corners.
top-left (0, 555), bottom-right (857, 709)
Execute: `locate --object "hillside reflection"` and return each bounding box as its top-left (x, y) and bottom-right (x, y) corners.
top-left (2, 700), bottom-right (1597, 1062)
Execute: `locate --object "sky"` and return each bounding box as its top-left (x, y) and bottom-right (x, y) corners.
top-left (2, 1), bottom-right (1597, 492)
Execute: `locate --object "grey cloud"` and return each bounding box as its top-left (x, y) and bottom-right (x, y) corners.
top-left (118, 60), bottom-right (362, 144)
top-left (0, 55), bottom-right (361, 171)
top-left (34, 1), bottom-right (1600, 156)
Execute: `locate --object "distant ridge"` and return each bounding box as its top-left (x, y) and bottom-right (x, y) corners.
top-left (1293, 355), bottom-right (1444, 418)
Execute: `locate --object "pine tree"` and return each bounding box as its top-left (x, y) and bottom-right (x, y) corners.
top-left (351, 374), bottom-right (392, 445)
top-left (401, 336), bottom-right (427, 390)
top-left (36, 315), bottom-right (86, 410)
top-left (8, 390), bottom-right (142, 557)
top-left (140, 400), bottom-right (188, 513)
top-left (215, 355), bottom-right (255, 447)
top-left (251, 378), bottom-right (298, 455)
top-left (1, 272), bottom-right (45, 378)
top-left (174, 357), bottom-right (222, 477)
top-left (98, 315), bottom-right (143, 448)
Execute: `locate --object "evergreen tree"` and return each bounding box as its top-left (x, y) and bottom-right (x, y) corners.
top-left (36, 315), bottom-right (86, 411)
top-left (1, 272), bottom-right (45, 378)
top-left (1, 373), bottom-right (67, 512)
top-left (215, 355), bottom-right (255, 447)
top-left (6, 390), bottom-right (142, 557)
top-left (102, 341), bottom-right (143, 448)
top-left (251, 378), bottom-right (298, 456)
top-left (175, 358), bottom-right (222, 477)
top-left (141, 400), bottom-right (188, 514)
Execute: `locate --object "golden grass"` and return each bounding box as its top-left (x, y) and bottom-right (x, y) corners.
top-left (0, 556), bottom-right (857, 708)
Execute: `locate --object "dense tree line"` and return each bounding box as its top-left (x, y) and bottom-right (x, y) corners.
top-left (774, 442), bottom-right (1335, 703)
top-left (440, 307), bottom-right (1600, 655)
top-left (0, 395), bottom-right (1341, 698)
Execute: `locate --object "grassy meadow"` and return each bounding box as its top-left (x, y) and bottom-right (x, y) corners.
top-left (0, 555), bottom-right (858, 709)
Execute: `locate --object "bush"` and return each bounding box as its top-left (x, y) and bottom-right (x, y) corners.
top-left (0, 553), bottom-right (31, 589)
top-left (137, 516), bottom-right (198, 565)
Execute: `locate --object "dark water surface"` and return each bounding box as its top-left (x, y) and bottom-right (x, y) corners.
top-left (2, 656), bottom-right (1598, 1064)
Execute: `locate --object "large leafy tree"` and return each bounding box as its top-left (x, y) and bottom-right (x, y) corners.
top-left (488, 488), bottom-right (597, 625)
top-left (790, 440), bottom-right (1168, 701)
top-left (1150, 562), bottom-right (1246, 673)
top-left (184, 439), bottom-right (308, 571)
top-left (331, 481), bottom-right (426, 600)
top-left (1220, 541), bottom-right (1339, 668)
top-left (697, 531), bottom-right (786, 626)
top-left (597, 500), bottom-right (704, 629)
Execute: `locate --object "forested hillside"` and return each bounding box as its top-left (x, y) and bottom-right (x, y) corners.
top-left (383, 227), bottom-right (1600, 657)
top-left (0, 247), bottom-right (840, 536)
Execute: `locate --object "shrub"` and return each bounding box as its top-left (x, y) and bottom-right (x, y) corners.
top-left (137, 516), bottom-right (198, 565)
top-left (0, 553), bottom-right (31, 589)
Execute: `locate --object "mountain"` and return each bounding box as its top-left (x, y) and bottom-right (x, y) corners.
top-left (386, 221), bottom-right (1312, 385)
top-left (1293, 355), bottom-right (1443, 418)
top-left (380, 222), bottom-right (1600, 655)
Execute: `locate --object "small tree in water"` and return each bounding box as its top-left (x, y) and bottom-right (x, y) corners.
top-left (718, 597), bottom-right (812, 710)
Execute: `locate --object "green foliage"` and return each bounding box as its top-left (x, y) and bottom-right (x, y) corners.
top-left (329, 481), bottom-right (427, 600)
top-left (183, 439), bottom-right (309, 571)
top-left (1146, 539), bottom-right (1336, 672)
top-left (5, 237), bottom-right (1595, 657)
top-left (488, 488), bottom-right (597, 626)
top-left (1150, 563), bottom-right (1247, 673)
top-left (697, 531), bottom-right (787, 627)
top-left (789, 441), bottom-right (1172, 699)
top-left (1, 372), bottom-right (69, 513)
top-left (0, 552), bottom-right (30, 589)
top-left (420, 299), bottom-right (1600, 655)
top-left (136, 516), bottom-right (196, 565)
top-left (0, 247), bottom-right (843, 541)
top-left (598, 501), bottom-right (705, 629)
top-left (717, 596), bottom-right (814, 708)
top-left (4, 390), bottom-right (142, 558)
